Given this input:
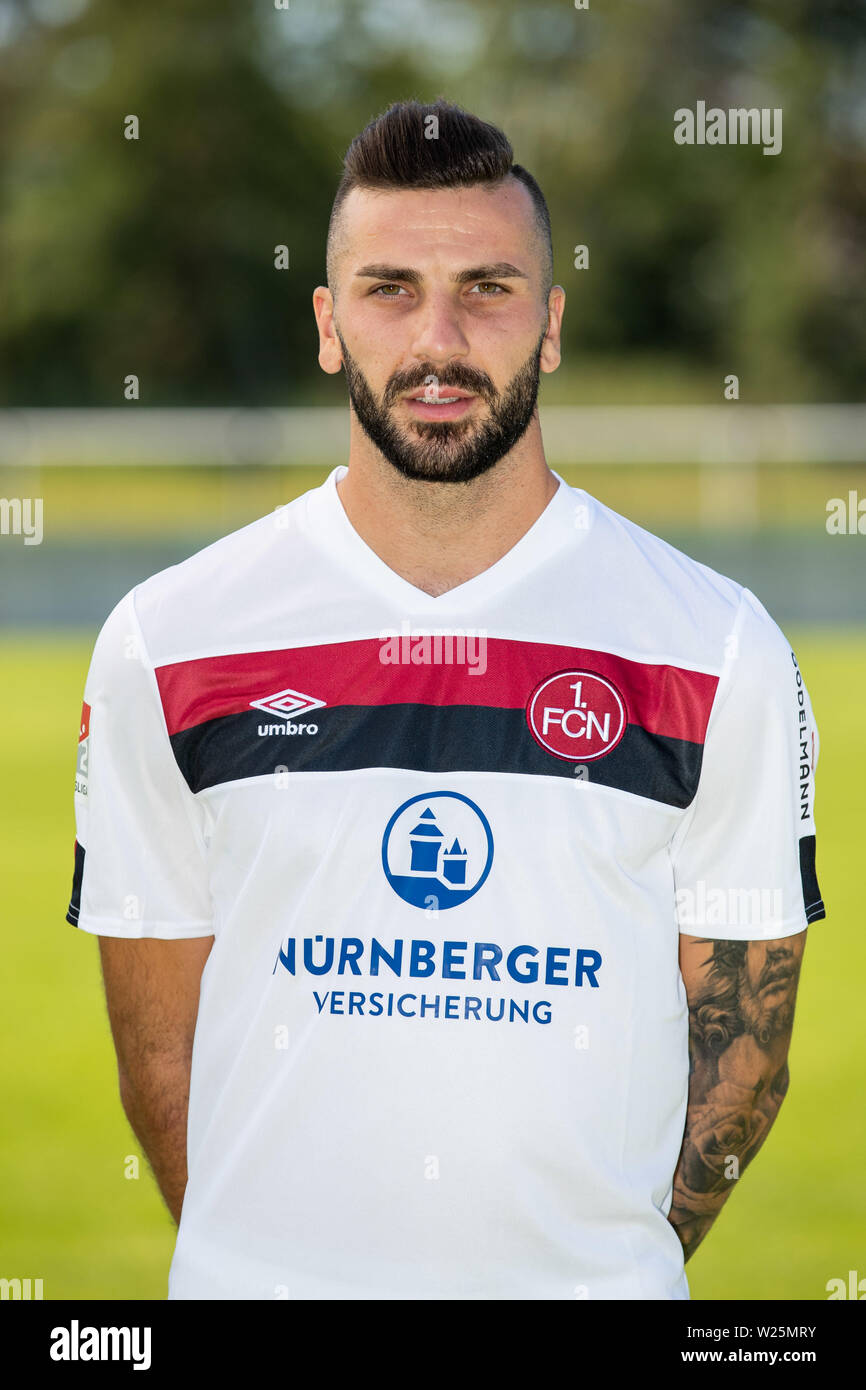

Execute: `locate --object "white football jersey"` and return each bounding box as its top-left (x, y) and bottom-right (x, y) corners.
top-left (67, 465), bottom-right (824, 1300)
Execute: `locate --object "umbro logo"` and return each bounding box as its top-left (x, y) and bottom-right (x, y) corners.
top-left (251, 687), bottom-right (326, 737)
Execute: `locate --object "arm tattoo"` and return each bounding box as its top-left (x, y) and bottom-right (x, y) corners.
top-left (669, 934), bottom-right (805, 1263)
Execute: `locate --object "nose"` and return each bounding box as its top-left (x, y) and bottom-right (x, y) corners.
top-left (409, 290), bottom-right (470, 366)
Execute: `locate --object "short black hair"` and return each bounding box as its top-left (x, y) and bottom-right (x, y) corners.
top-left (326, 99), bottom-right (553, 293)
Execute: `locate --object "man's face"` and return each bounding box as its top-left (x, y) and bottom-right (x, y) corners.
top-left (316, 180), bottom-right (563, 484)
top-left (738, 941), bottom-right (798, 1044)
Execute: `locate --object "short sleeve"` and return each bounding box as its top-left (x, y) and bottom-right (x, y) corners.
top-left (670, 587), bottom-right (825, 940)
top-left (66, 588), bottom-right (214, 938)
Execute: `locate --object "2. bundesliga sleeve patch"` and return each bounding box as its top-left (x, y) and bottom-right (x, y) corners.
top-left (75, 701), bottom-right (91, 795)
top-left (526, 670), bottom-right (627, 762)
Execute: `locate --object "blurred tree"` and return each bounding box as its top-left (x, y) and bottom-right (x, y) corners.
top-left (0, 0), bottom-right (862, 405)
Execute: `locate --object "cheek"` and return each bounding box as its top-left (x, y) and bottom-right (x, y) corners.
top-left (344, 316), bottom-right (413, 381)
top-left (468, 307), bottom-right (546, 370)
top-left (746, 958), bottom-right (766, 991)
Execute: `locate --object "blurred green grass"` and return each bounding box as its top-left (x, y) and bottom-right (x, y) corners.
top-left (0, 627), bottom-right (862, 1300)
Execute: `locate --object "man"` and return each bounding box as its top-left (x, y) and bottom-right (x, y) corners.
top-left (67, 100), bottom-right (825, 1300)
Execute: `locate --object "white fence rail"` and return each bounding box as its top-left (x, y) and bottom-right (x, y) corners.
top-left (0, 404), bottom-right (863, 467)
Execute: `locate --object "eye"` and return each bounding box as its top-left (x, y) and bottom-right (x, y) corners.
top-left (371, 283), bottom-right (407, 297)
top-left (470, 282), bottom-right (507, 296)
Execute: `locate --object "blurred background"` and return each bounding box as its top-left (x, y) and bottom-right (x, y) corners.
top-left (0, 0), bottom-right (864, 1300)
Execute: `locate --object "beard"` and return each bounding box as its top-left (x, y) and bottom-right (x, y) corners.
top-left (336, 328), bottom-right (546, 484)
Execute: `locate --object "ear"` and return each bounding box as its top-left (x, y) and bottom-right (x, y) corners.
top-left (312, 286), bottom-right (343, 375)
top-left (539, 285), bottom-right (565, 375)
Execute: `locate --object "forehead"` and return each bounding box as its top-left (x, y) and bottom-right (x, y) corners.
top-left (333, 178), bottom-right (542, 277)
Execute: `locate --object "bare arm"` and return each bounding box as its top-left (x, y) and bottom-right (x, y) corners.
top-left (98, 935), bottom-right (214, 1225)
top-left (669, 929), bottom-right (807, 1262)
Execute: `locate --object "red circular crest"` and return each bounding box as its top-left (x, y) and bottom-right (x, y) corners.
top-left (526, 669), bottom-right (627, 762)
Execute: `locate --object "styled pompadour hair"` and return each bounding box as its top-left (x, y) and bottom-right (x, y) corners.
top-left (326, 99), bottom-right (553, 293)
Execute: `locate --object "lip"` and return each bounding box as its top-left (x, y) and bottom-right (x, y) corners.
top-left (758, 966), bottom-right (792, 995)
top-left (403, 391), bottom-right (477, 422)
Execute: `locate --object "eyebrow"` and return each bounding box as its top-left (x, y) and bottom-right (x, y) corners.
top-left (354, 262), bottom-right (529, 286)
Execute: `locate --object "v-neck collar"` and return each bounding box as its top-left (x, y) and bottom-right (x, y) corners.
top-left (306, 464), bottom-right (585, 612)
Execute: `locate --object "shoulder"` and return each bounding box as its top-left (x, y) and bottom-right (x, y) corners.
top-left (583, 489), bottom-right (744, 610)
top-left (573, 487), bottom-right (788, 666)
top-left (96, 488), bottom-right (316, 666)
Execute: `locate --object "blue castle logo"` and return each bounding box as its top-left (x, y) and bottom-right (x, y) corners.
top-left (382, 792), bottom-right (493, 909)
top-left (408, 808), bottom-right (468, 884)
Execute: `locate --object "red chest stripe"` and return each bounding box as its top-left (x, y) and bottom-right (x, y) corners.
top-left (155, 638), bottom-right (719, 746)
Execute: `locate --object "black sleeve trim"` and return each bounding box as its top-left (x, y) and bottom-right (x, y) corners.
top-left (799, 835), bottom-right (825, 924)
top-left (65, 839), bottom-right (85, 928)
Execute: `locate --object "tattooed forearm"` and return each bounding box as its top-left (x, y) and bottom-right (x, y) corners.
top-left (669, 931), bottom-right (806, 1262)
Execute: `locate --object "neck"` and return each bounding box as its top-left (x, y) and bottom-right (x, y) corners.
top-left (335, 413), bottom-right (559, 598)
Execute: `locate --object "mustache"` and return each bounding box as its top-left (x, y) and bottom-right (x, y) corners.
top-left (382, 362), bottom-right (497, 407)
